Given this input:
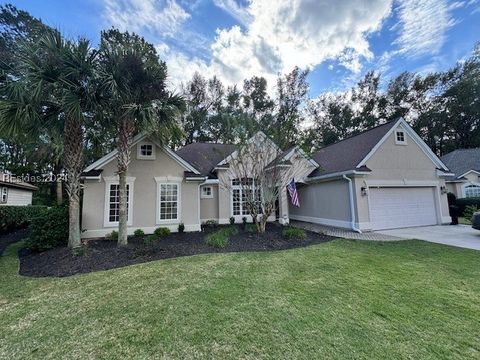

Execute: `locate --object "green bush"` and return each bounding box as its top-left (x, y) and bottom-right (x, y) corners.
top-left (229, 216), bottom-right (235, 225)
top-left (178, 223), bottom-right (185, 233)
top-left (463, 205), bottom-right (478, 221)
top-left (456, 197), bottom-right (480, 215)
top-left (154, 227), bottom-right (171, 237)
top-left (0, 205), bottom-right (48, 234)
top-left (25, 206), bottom-right (68, 251)
top-left (242, 217), bottom-right (247, 226)
top-left (133, 229), bottom-right (145, 237)
top-left (282, 226), bottom-right (307, 240)
top-left (144, 234), bottom-right (157, 245)
top-left (105, 230), bottom-right (118, 241)
top-left (245, 223), bottom-right (256, 233)
top-left (205, 226), bottom-right (238, 248)
top-left (204, 219), bottom-right (218, 227)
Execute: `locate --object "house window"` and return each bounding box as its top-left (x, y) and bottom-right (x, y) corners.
top-left (231, 178), bottom-right (262, 216)
top-left (1, 187), bottom-right (7, 203)
top-left (159, 183), bottom-right (179, 221)
top-left (395, 130), bottom-right (407, 145)
top-left (137, 141), bottom-right (155, 159)
top-left (464, 184), bottom-right (480, 198)
top-left (201, 186), bottom-right (213, 199)
top-left (107, 184), bottom-right (130, 223)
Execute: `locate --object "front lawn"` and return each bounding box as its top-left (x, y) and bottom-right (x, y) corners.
top-left (1, 239), bottom-right (480, 359)
top-left (459, 216), bottom-right (472, 225)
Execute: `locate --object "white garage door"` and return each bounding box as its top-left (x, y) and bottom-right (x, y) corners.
top-left (369, 187), bottom-right (437, 230)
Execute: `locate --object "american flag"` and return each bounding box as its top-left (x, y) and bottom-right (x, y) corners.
top-left (287, 178), bottom-right (300, 207)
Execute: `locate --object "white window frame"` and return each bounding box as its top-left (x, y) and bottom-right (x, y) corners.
top-left (155, 177), bottom-right (182, 224)
top-left (0, 187), bottom-right (8, 204)
top-left (395, 129), bottom-right (407, 145)
top-left (137, 141), bottom-right (156, 160)
top-left (201, 185), bottom-right (213, 199)
top-left (103, 176), bottom-right (135, 227)
top-left (230, 178), bottom-right (262, 218)
top-left (462, 183), bottom-right (480, 198)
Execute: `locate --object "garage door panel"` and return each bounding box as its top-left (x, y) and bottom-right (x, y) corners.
top-left (369, 187), bottom-right (437, 230)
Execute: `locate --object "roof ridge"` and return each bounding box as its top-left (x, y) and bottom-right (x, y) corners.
top-left (313, 119), bottom-right (398, 153)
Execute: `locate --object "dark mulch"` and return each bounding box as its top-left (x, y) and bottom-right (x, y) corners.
top-left (19, 224), bottom-right (334, 278)
top-left (0, 228), bottom-right (28, 256)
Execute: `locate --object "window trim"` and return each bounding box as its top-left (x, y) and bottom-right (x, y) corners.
top-left (200, 185), bottom-right (213, 199)
top-left (155, 179), bottom-right (181, 225)
top-left (395, 130), bottom-right (407, 145)
top-left (230, 178), bottom-right (262, 218)
top-left (137, 141), bottom-right (156, 160)
top-left (0, 187), bottom-right (8, 204)
top-left (462, 182), bottom-right (480, 198)
top-left (103, 176), bottom-right (135, 227)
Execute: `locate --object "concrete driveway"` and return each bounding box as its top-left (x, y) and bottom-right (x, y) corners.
top-left (377, 225), bottom-right (480, 250)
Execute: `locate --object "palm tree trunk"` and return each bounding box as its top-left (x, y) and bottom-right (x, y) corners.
top-left (64, 117), bottom-right (84, 249)
top-left (117, 118), bottom-right (134, 247)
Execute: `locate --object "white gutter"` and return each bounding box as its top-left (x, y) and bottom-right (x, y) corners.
top-left (306, 169), bottom-right (371, 183)
top-left (342, 174), bottom-right (362, 234)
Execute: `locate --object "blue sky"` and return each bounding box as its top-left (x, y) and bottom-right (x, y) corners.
top-left (8, 0), bottom-right (480, 97)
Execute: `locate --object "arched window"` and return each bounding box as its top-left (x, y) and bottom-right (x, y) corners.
top-left (464, 184), bottom-right (480, 198)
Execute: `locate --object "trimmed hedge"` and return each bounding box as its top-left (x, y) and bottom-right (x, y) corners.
top-left (25, 206), bottom-right (69, 251)
top-left (455, 197), bottom-right (480, 215)
top-left (0, 205), bottom-right (48, 234)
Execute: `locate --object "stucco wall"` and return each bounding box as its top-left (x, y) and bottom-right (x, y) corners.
top-left (448, 172), bottom-right (480, 198)
top-left (200, 184), bottom-right (219, 221)
top-left (355, 125), bottom-right (451, 229)
top-left (81, 141), bottom-right (201, 238)
top-left (289, 179), bottom-right (351, 227)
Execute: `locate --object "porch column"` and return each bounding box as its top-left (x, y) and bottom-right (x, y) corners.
top-left (278, 186), bottom-right (289, 225)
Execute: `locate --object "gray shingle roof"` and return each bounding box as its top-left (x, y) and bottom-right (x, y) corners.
top-left (440, 148), bottom-right (480, 180)
top-left (309, 120), bottom-right (398, 177)
top-left (176, 143), bottom-right (236, 178)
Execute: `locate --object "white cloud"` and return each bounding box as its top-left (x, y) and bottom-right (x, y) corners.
top-left (394, 0), bottom-right (456, 58)
top-left (212, 0), bottom-right (252, 25)
top-left (103, 0), bottom-right (190, 37)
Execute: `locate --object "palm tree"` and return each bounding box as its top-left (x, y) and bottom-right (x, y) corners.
top-left (0, 31), bottom-right (98, 248)
top-left (98, 29), bottom-right (185, 246)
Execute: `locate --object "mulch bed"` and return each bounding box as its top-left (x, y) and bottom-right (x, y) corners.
top-left (18, 224), bottom-right (334, 278)
top-left (0, 228), bottom-right (28, 256)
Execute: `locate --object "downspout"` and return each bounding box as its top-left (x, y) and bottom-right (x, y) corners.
top-left (343, 174), bottom-right (362, 233)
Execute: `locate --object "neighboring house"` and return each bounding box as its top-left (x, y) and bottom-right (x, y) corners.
top-left (0, 173), bottom-right (38, 206)
top-left (441, 148), bottom-right (480, 198)
top-left (81, 118), bottom-right (451, 238)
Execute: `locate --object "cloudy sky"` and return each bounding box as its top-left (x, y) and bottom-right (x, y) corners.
top-left (9, 0), bottom-right (480, 96)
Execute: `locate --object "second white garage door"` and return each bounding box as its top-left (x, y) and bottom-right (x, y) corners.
top-left (369, 187), bottom-right (437, 230)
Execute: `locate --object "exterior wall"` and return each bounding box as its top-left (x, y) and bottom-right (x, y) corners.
top-left (355, 125), bottom-right (451, 230)
top-left (81, 142), bottom-right (201, 238)
top-left (200, 184), bottom-right (219, 221)
top-left (449, 172), bottom-right (480, 198)
top-left (289, 179), bottom-right (351, 228)
top-left (0, 187), bottom-right (33, 206)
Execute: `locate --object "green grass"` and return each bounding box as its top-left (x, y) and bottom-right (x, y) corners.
top-left (205, 226), bottom-right (239, 248)
top-left (459, 217), bottom-right (472, 225)
top-left (1, 240), bottom-right (480, 359)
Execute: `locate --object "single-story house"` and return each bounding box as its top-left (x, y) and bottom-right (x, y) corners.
top-left (80, 118), bottom-right (451, 238)
top-left (0, 173), bottom-right (38, 206)
top-left (441, 148), bottom-right (480, 199)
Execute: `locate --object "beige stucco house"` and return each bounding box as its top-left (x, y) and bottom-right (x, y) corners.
top-left (81, 118), bottom-right (452, 238)
top-left (440, 148), bottom-right (480, 199)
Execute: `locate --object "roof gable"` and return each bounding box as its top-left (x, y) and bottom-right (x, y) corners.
top-left (175, 143), bottom-right (236, 177)
top-left (441, 148), bottom-right (480, 179)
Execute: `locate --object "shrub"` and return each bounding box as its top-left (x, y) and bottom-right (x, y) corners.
top-left (229, 216), bottom-right (235, 225)
top-left (133, 229), bottom-right (145, 237)
top-left (455, 197), bottom-right (480, 215)
top-left (144, 234), bottom-right (157, 246)
top-left (178, 223), bottom-right (185, 233)
top-left (282, 226), bottom-right (307, 240)
top-left (105, 230), bottom-right (118, 241)
top-left (242, 217), bottom-right (247, 226)
top-left (25, 206), bottom-right (68, 251)
top-left (245, 223), bottom-right (256, 233)
top-left (0, 205), bottom-right (48, 234)
top-left (463, 205), bottom-right (478, 221)
top-left (154, 227), bottom-right (171, 237)
top-left (205, 226), bottom-right (238, 248)
top-left (204, 219), bottom-right (218, 227)
top-left (447, 192), bottom-right (456, 206)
